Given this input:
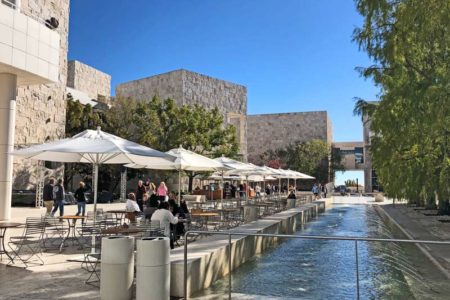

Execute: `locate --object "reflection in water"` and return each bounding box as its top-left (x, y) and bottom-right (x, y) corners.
top-left (194, 205), bottom-right (450, 299)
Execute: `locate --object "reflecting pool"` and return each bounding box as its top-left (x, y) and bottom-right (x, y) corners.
top-left (194, 204), bottom-right (450, 299)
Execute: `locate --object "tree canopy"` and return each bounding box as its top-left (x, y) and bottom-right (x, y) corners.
top-left (353, 0), bottom-right (450, 210)
top-left (261, 140), bottom-right (344, 184)
top-left (65, 95), bottom-right (239, 192)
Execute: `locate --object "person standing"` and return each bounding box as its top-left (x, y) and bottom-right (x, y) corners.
top-left (74, 181), bottom-right (87, 217)
top-left (51, 178), bottom-right (65, 217)
top-left (136, 180), bottom-right (146, 212)
top-left (255, 184), bottom-right (261, 198)
top-left (157, 182), bottom-right (168, 202)
top-left (312, 183), bottom-right (319, 200)
top-left (43, 178), bottom-right (55, 215)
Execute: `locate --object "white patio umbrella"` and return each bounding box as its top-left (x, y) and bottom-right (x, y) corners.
top-left (127, 146), bottom-right (227, 203)
top-left (214, 156), bottom-right (257, 205)
top-left (12, 127), bottom-right (176, 251)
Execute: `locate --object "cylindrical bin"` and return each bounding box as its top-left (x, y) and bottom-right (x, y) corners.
top-left (136, 237), bottom-right (170, 300)
top-left (287, 198), bottom-right (296, 209)
top-left (100, 236), bottom-right (135, 300)
top-left (244, 205), bottom-right (258, 222)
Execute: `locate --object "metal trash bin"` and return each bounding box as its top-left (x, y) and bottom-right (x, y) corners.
top-left (100, 236), bottom-right (135, 300)
top-left (244, 205), bottom-right (258, 222)
top-left (136, 237), bottom-right (170, 300)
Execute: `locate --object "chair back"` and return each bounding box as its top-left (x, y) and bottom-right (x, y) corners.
top-left (126, 212), bottom-right (136, 223)
top-left (25, 217), bottom-right (46, 237)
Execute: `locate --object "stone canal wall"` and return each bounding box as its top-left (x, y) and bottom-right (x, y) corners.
top-left (170, 198), bottom-right (333, 297)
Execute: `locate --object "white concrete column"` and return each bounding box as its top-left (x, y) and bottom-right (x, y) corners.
top-left (0, 73), bottom-right (17, 221)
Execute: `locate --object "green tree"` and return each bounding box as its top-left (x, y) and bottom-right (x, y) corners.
top-left (262, 140), bottom-right (344, 184)
top-left (102, 96), bottom-right (239, 192)
top-left (353, 0), bottom-right (450, 211)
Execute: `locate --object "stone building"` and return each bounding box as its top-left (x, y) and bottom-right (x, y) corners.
top-left (67, 60), bottom-right (111, 102)
top-left (246, 111), bottom-right (333, 165)
top-left (116, 69), bottom-right (248, 160)
top-left (1, 0), bottom-right (70, 219)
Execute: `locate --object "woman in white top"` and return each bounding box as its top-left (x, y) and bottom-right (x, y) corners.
top-left (125, 192), bottom-right (141, 212)
top-left (151, 202), bottom-right (178, 249)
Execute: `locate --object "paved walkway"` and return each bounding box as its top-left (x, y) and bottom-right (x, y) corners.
top-left (380, 204), bottom-right (450, 278)
top-left (0, 203), bottom-right (124, 300)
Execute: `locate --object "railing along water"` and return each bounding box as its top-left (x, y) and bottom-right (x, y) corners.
top-left (183, 231), bottom-right (450, 299)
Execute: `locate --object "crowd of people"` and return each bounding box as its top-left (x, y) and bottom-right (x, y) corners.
top-left (125, 179), bottom-right (189, 249)
top-left (43, 176), bottom-right (327, 248)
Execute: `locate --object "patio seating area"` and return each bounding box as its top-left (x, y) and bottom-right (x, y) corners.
top-left (0, 192), bottom-right (315, 298)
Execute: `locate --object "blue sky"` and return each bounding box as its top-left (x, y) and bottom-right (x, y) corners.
top-left (68, 0), bottom-right (378, 144)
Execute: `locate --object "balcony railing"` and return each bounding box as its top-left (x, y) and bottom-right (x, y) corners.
top-left (1, 0), bottom-right (16, 9)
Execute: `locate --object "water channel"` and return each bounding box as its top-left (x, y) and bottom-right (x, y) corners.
top-left (193, 203), bottom-right (450, 299)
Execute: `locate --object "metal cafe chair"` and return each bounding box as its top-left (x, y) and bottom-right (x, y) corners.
top-left (42, 215), bottom-right (67, 250)
top-left (8, 217), bottom-right (45, 268)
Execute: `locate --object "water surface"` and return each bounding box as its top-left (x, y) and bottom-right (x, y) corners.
top-left (194, 204), bottom-right (450, 299)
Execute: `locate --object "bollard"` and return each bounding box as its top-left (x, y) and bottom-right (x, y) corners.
top-left (136, 237), bottom-right (170, 300)
top-left (244, 205), bottom-right (258, 222)
top-left (287, 198), bottom-right (296, 209)
top-left (100, 236), bottom-right (135, 300)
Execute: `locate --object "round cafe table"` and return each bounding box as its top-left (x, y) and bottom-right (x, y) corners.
top-left (191, 212), bottom-right (219, 230)
top-left (0, 222), bottom-right (22, 263)
top-left (58, 216), bottom-right (86, 252)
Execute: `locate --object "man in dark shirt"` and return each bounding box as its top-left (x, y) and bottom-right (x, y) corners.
top-left (136, 180), bottom-right (146, 212)
top-left (43, 178), bottom-right (55, 215)
top-left (51, 178), bottom-right (65, 217)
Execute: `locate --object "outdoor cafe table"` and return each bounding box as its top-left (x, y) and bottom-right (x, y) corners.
top-left (190, 212), bottom-right (219, 230)
top-left (58, 216), bottom-right (86, 252)
top-left (106, 209), bottom-right (128, 224)
top-left (0, 222), bottom-right (22, 263)
top-left (101, 226), bottom-right (145, 236)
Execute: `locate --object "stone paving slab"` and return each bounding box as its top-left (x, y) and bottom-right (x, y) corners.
top-left (379, 204), bottom-right (450, 279)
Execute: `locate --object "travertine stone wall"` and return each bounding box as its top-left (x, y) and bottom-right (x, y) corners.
top-left (67, 60), bottom-right (111, 100)
top-left (246, 111), bottom-right (332, 165)
top-left (363, 115), bottom-right (373, 192)
top-left (116, 70), bottom-right (184, 102)
top-left (13, 0), bottom-right (70, 189)
top-left (116, 69), bottom-right (248, 159)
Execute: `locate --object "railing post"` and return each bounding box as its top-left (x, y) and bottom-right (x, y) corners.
top-left (184, 232), bottom-right (189, 299)
top-left (228, 232), bottom-right (232, 300)
top-left (355, 240), bottom-right (360, 300)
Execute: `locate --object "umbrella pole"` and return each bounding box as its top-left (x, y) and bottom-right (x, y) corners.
top-left (221, 172), bottom-right (224, 209)
top-left (91, 162), bottom-right (99, 253)
top-left (279, 178), bottom-right (281, 200)
top-left (178, 170), bottom-right (181, 204)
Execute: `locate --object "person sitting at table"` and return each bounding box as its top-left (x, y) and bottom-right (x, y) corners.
top-left (151, 202), bottom-right (179, 249)
top-left (179, 197), bottom-right (189, 215)
top-left (126, 193), bottom-right (141, 213)
top-left (168, 198), bottom-right (186, 241)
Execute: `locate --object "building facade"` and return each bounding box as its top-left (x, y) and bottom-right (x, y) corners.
top-left (67, 60), bottom-right (111, 101)
top-left (246, 111), bottom-right (333, 165)
top-left (0, 0), bottom-right (70, 219)
top-left (116, 69), bottom-right (248, 160)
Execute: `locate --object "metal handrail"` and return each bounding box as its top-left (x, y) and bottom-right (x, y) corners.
top-left (183, 230), bottom-right (450, 299)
